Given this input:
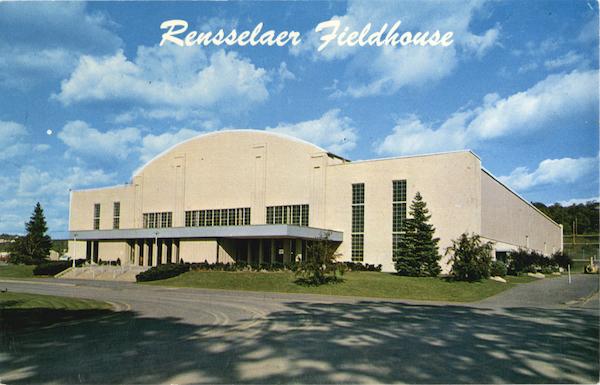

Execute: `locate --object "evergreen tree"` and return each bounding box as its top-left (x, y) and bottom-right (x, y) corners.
top-left (394, 192), bottom-right (441, 276)
top-left (10, 202), bottom-right (52, 264)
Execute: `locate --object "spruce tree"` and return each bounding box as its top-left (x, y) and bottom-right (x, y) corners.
top-left (11, 202), bottom-right (52, 264)
top-left (394, 192), bottom-right (441, 276)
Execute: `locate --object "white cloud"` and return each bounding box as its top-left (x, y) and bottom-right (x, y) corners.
top-left (55, 46), bottom-right (270, 116)
top-left (266, 109), bottom-right (357, 154)
top-left (57, 120), bottom-right (141, 160)
top-left (0, 2), bottom-right (121, 89)
top-left (3, 165), bottom-right (116, 235)
top-left (0, 120), bottom-right (29, 160)
top-left (544, 51), bottom-right (584, 70)
top-left (293, 0), bottom-right (499, 97)
top-left (139, 128), bottom-right (204, 163)
top-left (557, 197), bottom-right (599, 206)
top-left (18, 165), bottom-right (115, 197)
top-left (376, 69), bottom-right (598, 155)
top-left (498, 156), bottom-right (597, 191)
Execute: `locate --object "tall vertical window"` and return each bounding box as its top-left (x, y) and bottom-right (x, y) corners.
top-left (351, 183), bottom-right (365, 261)
top-left (392, 180), bottom-right (407, 256)
top-left (93, 203), bottom-right (101, 230)
top-left (113, 202), bottom-right (120, 229)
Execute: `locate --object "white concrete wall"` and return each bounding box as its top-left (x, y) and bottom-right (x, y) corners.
top-left (325, 151), bottom-right (483, 272)
top-left (480, 170), bottom-right (562, 255)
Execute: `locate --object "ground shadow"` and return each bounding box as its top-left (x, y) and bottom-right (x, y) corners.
top-left (1, 300), bottom-right (598, 384)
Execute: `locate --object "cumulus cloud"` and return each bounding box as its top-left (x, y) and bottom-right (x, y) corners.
top-left (376, 69), bottom-right (598, 155)
top-left (55, 46), bottom-right (270, 116)
top-left (266, 109), bottom-right (357, 154)
top-left (3, 165), bottom-right (116, 235)
top-left (498, 156), bottom-right (598, 191)
top-left (0, 2), bottom-right (121, 89)
top-left (293, 0), bottom-right (499, 97)
top-left (18, 165), bottom-right (116, 197)
top-left (139, 128), bottom-right (204, 163)
top-left (0, 120), bottom-right (29, 160)
top-left (57, 120), bottom-right (141, 160)
top-left (557, 197), bottom-right (599, 207)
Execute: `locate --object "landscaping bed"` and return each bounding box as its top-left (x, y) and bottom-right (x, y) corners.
top-left (146, 271), bottom-right (537, 302)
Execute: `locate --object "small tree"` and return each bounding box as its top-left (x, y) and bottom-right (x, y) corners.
top-left (394, 192), bottom-right (441, 276)
top-left (295, 232), bottom-right (343, 285)
top-left (9, 202), bottom-right (52, 265)
top-left (446, 233), bottom-right (493, 281)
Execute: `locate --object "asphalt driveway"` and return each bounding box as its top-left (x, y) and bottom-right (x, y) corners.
top-left (0, 274), bottom-right (598, 384)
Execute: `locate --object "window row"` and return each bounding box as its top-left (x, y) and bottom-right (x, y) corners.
top-left (266, 204), bottom-right (309, 226)
top-left (143, 212), bottom-right (173, 229)
top-left (185, 207), bottom-right (251, 227)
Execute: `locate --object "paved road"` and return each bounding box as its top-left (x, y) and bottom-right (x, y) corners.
top-left (0, 275), bottom-right (598, 384)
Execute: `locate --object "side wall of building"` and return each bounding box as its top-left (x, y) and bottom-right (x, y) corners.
top-left (480, 170), bottom-right (562, 255)
top-left (69, 185), bottom-right (135, 231)
top-left (326, 152), bottom-right (483, 272)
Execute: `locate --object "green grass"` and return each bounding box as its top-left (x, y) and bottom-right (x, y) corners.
top-left (1, 292), bottom-right (112, 332)
top-left (0, 264), bottom-right (35, 278)
top-left (147, 271), bottom-right (538, 302)
top-left (0, 291), bottom-right (111, 310)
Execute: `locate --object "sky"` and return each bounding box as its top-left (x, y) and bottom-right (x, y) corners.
top-left (0, 1), bottom-right (598, 238)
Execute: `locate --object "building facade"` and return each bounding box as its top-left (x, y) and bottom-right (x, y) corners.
top-left (67, 130), bottom-right (562, 272)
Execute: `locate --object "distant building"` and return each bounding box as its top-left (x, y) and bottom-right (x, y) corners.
top-left (67, 130), bottom-right (562, 272)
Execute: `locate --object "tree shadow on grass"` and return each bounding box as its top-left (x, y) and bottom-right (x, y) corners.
top-left (0, 301), bottom-right (598, 384)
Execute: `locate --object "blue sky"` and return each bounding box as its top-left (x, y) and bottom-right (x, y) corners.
top-left (0, 1), bottom-right (598, 238)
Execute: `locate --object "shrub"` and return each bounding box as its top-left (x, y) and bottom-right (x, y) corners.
top-left (341, 262), bottom-right (382, 272)
top-left (136, 263), bottom-right (190, 282)
top-left (490, 260), bottom-right (507, 277)
top-left (507, 249), bottom-right (558, 274)
top-left (551, 251), bottom-right (572, 269)
top-left (33, 261), bottom-right (71, 276)
top-left (295, 233), bottom-right (344, 285)
top-left (446, 233), bottom-right (493, 281)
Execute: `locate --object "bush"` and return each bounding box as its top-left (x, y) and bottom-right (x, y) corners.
top-left (490, 260), bottom-right (507, 277)
top-left (551, 251), bottom-right (572, 269)
top-left (136, 263), bottom-right (190, 282)
top-left (507, 249), bottom-right (558, 274)
top-left (295, 234), bottom-right (344, 285)
top-left (446, 233), bottom-right (493, 281)
top-left (340, 261), bottom-right (382, 272)
top-left (33, 261), bottom-right (71, 276)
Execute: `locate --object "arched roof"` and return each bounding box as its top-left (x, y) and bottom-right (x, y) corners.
top-left (132, 129), bottom-right (330, 178)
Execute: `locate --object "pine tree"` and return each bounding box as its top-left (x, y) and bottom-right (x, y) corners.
top-left (10, 202), bottom-right (52, 264)
top-left (394, 192), bottom-right (441, 276)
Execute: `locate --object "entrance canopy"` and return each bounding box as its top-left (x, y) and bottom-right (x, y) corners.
top-left (70, 224), bottom-right (343, 242)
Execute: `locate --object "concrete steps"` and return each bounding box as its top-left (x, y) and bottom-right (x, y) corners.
top-left (58, 265), bottom-right (150, 282)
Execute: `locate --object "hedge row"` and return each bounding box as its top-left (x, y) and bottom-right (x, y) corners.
top-left (136, 264), bottom-right (190, 282)
top-left (135, 260), bottom-right (383, 282)
top-left (33, 261), bottom-right (73, 276)
top-left (506, 250), bottom-right (571, 275)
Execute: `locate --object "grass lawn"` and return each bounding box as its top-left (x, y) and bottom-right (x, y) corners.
top-left (0, 291), bottom-right (111, 311)
top-left (1, 292), bottom-right (112, 332)
top-left (0, 264), bottom-right (36, 279)
top-left (147, 271), bottom-right (538, 302)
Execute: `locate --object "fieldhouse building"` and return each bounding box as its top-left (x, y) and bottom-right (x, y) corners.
top-left (67, 130), bottom-right (562, 272)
